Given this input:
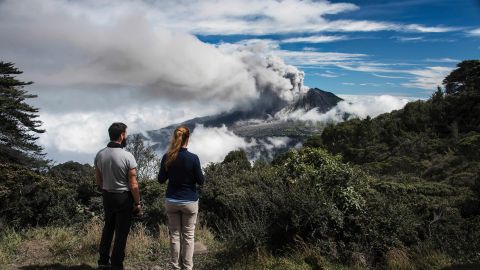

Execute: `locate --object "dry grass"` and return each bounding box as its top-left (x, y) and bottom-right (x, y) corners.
top-left (0, 228), bottom-right (22, 266)
top-left (47, 227), bottom-right (79, 258)
top-left (385, 247), bottom-right (415, 270)
top-left (195, 224), bottom-right (216, 249)
top-left (79, 217), bottom-right (103, 255)
top-left (156, 224), bottom-right (170, 250)
top-left (0, 249), bottom-right (8, 266)
top-left (0, 219), bottom-right (170, 268)
top-left (412, 245), bottom-right (452, 270)
top-left (125, 223), bottom-right (155, 261)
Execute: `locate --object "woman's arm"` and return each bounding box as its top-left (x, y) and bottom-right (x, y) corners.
top-left (158, 155), bottom-right (168, 183)
top-left (194, 155), bottom-right (205, 185)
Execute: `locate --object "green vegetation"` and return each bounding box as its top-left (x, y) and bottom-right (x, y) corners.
top-left (0, 61), bottom-right (45, 166)
top-left (1, 60), bottom-right (479, 269)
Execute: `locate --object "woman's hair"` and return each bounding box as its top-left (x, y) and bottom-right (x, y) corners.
top-left (165, 126), bottom-right (190, 169)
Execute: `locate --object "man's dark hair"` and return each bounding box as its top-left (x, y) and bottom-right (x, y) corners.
top-left (108, 122), bottom-right (127, 141)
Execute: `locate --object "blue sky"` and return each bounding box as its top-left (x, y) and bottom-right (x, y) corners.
top-left (196, 0), bottom-right (480, 98)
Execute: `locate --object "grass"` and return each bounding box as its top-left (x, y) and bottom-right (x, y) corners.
top-left (0, 219), bottom-right (462, 270)
top-left (0, 218), bottom-right (221, 269)
top-left (0, 228), bottom-right (22, 266)
top-left (385, 248), bottom-right (415, 270)
top-left (213, 247), bottom-right (351, 270)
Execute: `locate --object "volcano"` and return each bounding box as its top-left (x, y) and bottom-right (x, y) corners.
top-left (144, 87), bottom-right (343, 159)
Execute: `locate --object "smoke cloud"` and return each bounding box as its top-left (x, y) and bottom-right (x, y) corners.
top-left (188, 125), bottom-right (256, 166)
top-left (188, 125), bottom-right (295, 166)
top-left (276, 94), bottom-right (417, 122)
top-left (0, 1), bottom-right (306, 115)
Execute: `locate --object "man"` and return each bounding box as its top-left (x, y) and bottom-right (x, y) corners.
top-left (94, 122), bottom-right (142, 270)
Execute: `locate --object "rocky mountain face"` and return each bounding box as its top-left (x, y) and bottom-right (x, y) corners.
top-left (145, 88), bottom-right (343, 159)
top-left (287, 88), bottom-right (343, 113)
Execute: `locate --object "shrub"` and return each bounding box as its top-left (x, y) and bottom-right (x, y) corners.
top-left (139, 180), bottom-right (167, 226)
top-left (201, 147), bottom-right (371, 260)
top-left (0, 163), bottom-right (82, 228)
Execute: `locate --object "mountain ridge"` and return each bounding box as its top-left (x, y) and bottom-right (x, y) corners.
top-left (145, 88), bottom-right (343, 156)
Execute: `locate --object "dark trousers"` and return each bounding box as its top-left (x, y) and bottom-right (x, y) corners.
top-left (99, 191), bottom-right (133, 269)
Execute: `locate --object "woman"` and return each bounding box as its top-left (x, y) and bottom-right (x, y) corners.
top-left (158, 126), bottom-right (205, 270)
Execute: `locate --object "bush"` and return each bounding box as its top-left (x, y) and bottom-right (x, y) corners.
top-left (201, 147), bottom-right (371, 261)
top-left (139, 180), bottom-right (167, 226)
top-left (0, 163), bottom-right (82, 228)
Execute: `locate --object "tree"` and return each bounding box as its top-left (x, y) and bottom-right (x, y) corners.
top-left (442, 60), bottom-right (480, 133)
top-left (222, 149), bottom-right (251, 170)
top-left (443, 60), bottom-right (480, 96)
top-left (0, 62), bottom-right (45, 165)
top-left (126, 134), bottom-right (160, 181)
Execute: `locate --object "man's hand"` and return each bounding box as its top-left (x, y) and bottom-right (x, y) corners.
top-left (133, 204), bottom-right (144, 217)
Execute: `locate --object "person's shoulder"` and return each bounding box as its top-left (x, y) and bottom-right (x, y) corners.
top-left (122, 149), bottom-right (135, 159)
top-left (96, 147), bottom-right (108, 156)
top-left (94, 147), bottom-right (108, 164)
top-left (186, 150), bottom-right (200, 160)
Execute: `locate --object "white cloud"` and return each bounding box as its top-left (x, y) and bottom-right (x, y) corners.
top-left (281, 35), bottom-right (348, 43)
top-left (316, 20), bottom-right (459, 34)
top-left (336, 63), bottom-right (400, 73)
top-left (403, 24), bottom-right (460, 33)
top-left (424, 58), bottom-right (460, 63)
top-left (393, 36), bottom-right (424, 42)
top-left (372, 73), bottom-right (408, 79)
top-left (402, 66), bottom-right (453, 90)
top-left (336, 63), bottom-right (453, 90)
top-left (188, 125), bottom-right (256, 166)
top-left (275, 50), bottom-right (367, 66)
top-left (392, 36), bottom-right (456, 43)
top-left (467, 28), bottom-right (480, 37)
top-left (335, 94), bottom-right (416, 119)
top-left (263, 137), bottom-right (291, 150)
top-left (0, 0), bottom-right (460, 42)
top-left (359, 82), bottom-right (381, 87)
top-left (277, 94), bottom-right (416, 122)
top-left (317, 73), bottom-right (342, 78)
top-left (38, 105), bottom-right (203, 163)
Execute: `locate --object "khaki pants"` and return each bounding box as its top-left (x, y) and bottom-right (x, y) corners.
top-left (165, 201), bottom-right (198, 270)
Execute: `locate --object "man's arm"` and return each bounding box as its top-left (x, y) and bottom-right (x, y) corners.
top-left (95, 167), bottom-right (103, 189)
top-left (129, 168), bottom-right (141, 205)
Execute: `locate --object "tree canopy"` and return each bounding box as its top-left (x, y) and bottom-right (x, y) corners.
top-left (0, 62), bottom-right (44, 165)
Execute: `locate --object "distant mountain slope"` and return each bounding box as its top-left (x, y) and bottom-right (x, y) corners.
top-left (288, 88), bottom-right (343, 113)
top-left (145, 88), bottom-right (343, 155)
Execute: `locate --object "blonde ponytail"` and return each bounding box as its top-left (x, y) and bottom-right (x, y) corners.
top-left (165, 126), bottom-right (190, 169)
